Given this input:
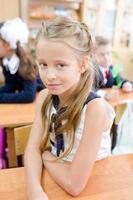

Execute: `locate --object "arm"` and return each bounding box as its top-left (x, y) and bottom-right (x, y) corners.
top-left (24, 89), bottom-right (49, 200)
top-left (42, 98), bottom-right (109, 196)
top-left (121, 81), bottom-right (133, 92)
top-left (0, 80), bottom-right (37, 103)
top-left (113, 72), bottom-right (133, 92)
top-left (0, 84), bottom-right (15, 93)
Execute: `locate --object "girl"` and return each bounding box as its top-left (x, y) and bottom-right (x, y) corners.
top-left (0, 18), bottom-right (43, 103)
top-left (24, 17), bottom-right (115, 200)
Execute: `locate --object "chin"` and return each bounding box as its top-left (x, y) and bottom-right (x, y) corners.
top-left (48, 89), bottom-right (62, 95)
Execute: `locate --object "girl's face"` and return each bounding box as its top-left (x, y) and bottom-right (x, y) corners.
top-left (0, 38), bottom-right (8, 57)
top-left (37, 39), bottom-right (84, 103)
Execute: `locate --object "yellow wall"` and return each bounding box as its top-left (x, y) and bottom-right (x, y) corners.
top-left (0, 0), bottom-right (19, 21)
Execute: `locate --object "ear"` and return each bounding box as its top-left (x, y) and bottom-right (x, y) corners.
top-left (80, 56), bottom-right (89, 73)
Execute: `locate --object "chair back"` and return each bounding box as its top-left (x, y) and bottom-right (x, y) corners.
top-left (14, 125), bottom-right (32, 156)
top-left (111, 103), bottom-right (127, 150)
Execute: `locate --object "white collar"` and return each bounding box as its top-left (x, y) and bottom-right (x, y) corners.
top-left (2, 54), bottom-right (20, 74)
top-left (99, 66), bottom-right (109, 74)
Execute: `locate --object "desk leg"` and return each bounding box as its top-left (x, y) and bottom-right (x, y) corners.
top-left (6, 128), bottom-right (17, 167)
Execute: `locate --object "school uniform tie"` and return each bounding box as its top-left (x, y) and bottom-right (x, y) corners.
top-left (105, 69), bottom-right (109, 79)
top-left (49, 107), bottom-right (66, 157)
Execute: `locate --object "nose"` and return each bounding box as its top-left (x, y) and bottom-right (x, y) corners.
top-left (46, 69), bottom-right (56, 81)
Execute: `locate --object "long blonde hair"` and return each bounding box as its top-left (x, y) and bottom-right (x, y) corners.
top-left (37, 17), bottom-right (95, 158)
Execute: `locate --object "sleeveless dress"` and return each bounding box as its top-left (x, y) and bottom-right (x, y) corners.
top-left (49, 92), bottom-right (115, 161)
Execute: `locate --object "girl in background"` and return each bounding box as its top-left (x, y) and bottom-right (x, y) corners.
top-left (25, 17), bottom-right (115, 200)
top-left (0, 18), bottom-right (43, 103)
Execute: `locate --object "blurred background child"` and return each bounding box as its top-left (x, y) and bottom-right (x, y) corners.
top-left (0, 18), bottom-right (44, 103)
top-left (94, 36), bottom-right (133, 98)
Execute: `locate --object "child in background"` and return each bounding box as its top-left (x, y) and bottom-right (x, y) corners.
top-left (24, 17), bottom-right (115, 199)
top-left (0, 18), bottom-right (44, 103)
top-left (94, 36), bottom-right (133, 98)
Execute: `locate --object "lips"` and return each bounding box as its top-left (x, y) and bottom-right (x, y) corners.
top-left (46, 84), bottom-right (61, 89)
top-left (47, 84), bottom-right (61, 87)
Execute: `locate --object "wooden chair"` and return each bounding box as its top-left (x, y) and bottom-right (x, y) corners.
top-left (14, 125), bottom-right (32, 166)
top-left (14, 125), bottom-right (50, 167)
top-left (111, 103), bottom-right (127, 150)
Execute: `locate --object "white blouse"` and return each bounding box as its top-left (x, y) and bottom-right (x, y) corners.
top-left (49, 98), bottom-right (115, 161)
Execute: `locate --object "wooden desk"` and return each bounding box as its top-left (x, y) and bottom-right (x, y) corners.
top-left (104, 88), bottom-right (133, 107)
top-left (0, 89), bottom-right (133, 167)
top-left (0, 102), bottom-right (35, 127)
top-left (0, 89), bottom-right (132, 126)
top-left (0, 101), bottom-right (36, 167)
top-left (0, 154), bottom-right (133, 200)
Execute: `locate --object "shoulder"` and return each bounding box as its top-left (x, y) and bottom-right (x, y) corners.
top-left (36, 88), bottom-right (49, 104)
top-left (35, 89), bottom-right (49, 112)
top-left (84, 98), bottom-right (109, 131)
top-left (84, 91), bottom-right (100, 104)
top-left (86, 97), bottom-right (107, 115)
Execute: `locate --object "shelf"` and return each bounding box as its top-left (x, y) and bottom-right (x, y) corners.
top-left (28, 0), bottom-right (82, 12)
top-left (25, 0), bottom-right (84, 28)
top-left (20, 0), bottom-right (133, 48)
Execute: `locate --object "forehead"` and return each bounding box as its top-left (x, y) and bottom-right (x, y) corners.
top-left (36, 38), bottom-right (79, 60)
top-left (96, 44), bottom-right (112, 54)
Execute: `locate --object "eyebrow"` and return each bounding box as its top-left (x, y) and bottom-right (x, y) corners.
top-left (37, 59), bottom-right (46, 62)
top-left (54, 60), bottom-right (68, 64)
top-left (37, 59), bottom-right (68, 64)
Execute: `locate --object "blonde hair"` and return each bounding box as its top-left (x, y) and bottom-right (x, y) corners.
top-left (37, 16), bottom-right (95, 158)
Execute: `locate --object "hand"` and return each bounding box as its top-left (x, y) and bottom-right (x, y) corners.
top-left (42, 150), bottom-right (55, 162)
top-left (122, 82), bottom-right (133, 92)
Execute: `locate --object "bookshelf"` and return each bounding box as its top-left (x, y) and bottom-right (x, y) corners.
top-left (20, 0), bottom-right (133, 48)
top-left (20, 0), bottom-right (86, 29)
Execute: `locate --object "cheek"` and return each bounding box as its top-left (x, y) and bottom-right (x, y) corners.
top-left (64, 70), bottom-right (80, 84)
top-left (0, 46), bottom-right (5, 57)
top-left (108, 55), bottom-right (112, 62)
top-left (99, 56), bottom-right (104, 62)
top-left (100, 58), bottom-right (106, 66)
top-left (38, 69), bottom-right (46, 83)
top-left (96, 55), bottom-right (103, 64)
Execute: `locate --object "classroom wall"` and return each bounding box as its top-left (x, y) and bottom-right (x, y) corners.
top-left (113, 48), bottom-right (133, 81)
top-left (0, 0), bottom-right (19, 21)
top-left (0, 0), bottom-right (132, 82)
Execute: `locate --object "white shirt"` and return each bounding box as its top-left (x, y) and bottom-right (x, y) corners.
top-left (99, 66), bottom-right (109, 85)
top-left (49, 99), bottom-right (115, 162)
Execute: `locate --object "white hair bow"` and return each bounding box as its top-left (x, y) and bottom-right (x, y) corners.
top-left (0, 18), bottom-right (29, 49)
